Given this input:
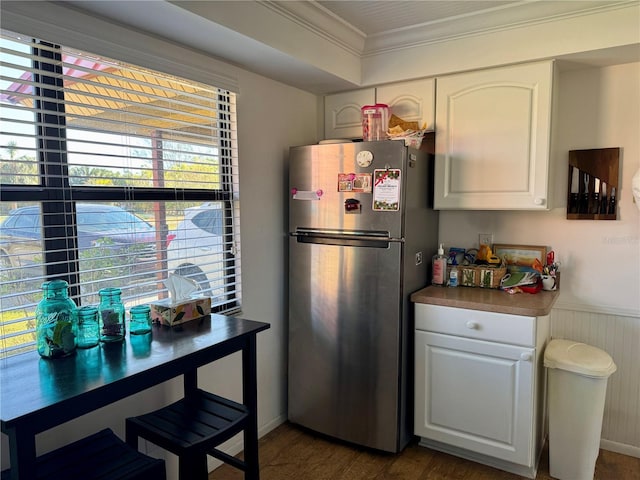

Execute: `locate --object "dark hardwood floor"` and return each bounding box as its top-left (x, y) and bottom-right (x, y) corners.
top-left (209, 422), bottom-right (640, 480)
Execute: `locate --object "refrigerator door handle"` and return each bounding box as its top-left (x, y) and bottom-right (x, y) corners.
top-left (290, 231), bottom-right (403, 248)
top-left (290, 231), bottom-right (403, 243)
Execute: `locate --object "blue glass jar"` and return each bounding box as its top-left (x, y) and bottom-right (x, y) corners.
top-left (129, 305), bottom-right (152, 335)
top-left (35, 280), bottom-right (78, 358)
top-left (77, 306), bottom-right (100, 348)
top-left (98, 287), bottom-right (125, 342)
top-left (130, 332), bottom-right (152, 358)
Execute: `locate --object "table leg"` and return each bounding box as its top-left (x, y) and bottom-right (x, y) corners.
top-left (183, 369), bottom-right (198, 396)
top-left (7, 427), bottom-right (36, 480)
top-left (242, 335), bottom-right (259, 480)
top-left (179, 453), bottom-right (208, 480)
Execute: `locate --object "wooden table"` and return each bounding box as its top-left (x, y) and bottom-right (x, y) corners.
top-left (0, 314), bottom-right (270, 480)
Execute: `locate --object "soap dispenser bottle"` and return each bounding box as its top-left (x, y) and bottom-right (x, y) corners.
top-left (432, 243), bottom-right (447, 286)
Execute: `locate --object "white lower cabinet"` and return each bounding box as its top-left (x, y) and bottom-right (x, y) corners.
top-left (414, 304), bottom-right (549, 478)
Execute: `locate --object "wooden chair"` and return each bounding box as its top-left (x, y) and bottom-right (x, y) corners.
top-left (126, 388), bottom-right (254, 480)
top-left (1, 428), bottom-right (165, 479)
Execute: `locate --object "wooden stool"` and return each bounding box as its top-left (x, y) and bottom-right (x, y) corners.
top-left (126, 388), bottom-right (255, 479)
top-left (1, 428), bottom-right (165, 479)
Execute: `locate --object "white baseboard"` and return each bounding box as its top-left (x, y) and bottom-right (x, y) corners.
top-left (259, 414), bottom-right (288, 438)
top-left (601, 439), bottom-right (640, 458)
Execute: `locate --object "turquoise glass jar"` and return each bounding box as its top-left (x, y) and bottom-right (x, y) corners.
top-left (77, 305), bottom-right (100, 348)
top-left (129, 305), bottom-right (152, 335)
top-left (35, 280), bottom-right (78, 358)
top-left (98, 287), bottom-right (125, 342)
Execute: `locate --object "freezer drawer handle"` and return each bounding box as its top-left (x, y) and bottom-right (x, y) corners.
top-left (290, 231), bottom-right (403, 242)
top-left (290, 231), bottom-right (403, 248)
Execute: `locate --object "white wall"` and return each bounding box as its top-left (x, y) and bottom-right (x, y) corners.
top-left (0, 3), bottom-right (318, 475)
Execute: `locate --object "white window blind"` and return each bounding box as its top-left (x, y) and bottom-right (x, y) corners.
top-left (0, 30), bottom-right (241, 357)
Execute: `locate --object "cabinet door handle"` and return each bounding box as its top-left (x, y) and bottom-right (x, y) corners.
top-left (520, 352), bottom-right (533, 361)
top-left (465, 321), bottom-right (479, 329)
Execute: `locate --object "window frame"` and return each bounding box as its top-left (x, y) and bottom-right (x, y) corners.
top-left (0, 34), bottom-right (241, 355)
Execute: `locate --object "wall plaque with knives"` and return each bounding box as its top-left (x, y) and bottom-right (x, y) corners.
top-left (567, 147), bottom-right (619, 220)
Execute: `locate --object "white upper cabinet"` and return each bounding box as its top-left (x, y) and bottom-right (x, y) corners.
top-left (324, 89), bottom-right (375, 139)
top-left (324, 78), bottom-right (436, 140)
top-left (376, 78), bottom-right (435, 131)
top-left (434, 61), bottom-right (555, 210)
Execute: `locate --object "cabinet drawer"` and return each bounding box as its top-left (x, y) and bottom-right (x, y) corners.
top-left (415, 303), bottom-right (536, 346)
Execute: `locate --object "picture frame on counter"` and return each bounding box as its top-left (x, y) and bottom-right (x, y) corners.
top-left (493, 244), bottom-right (547, 274)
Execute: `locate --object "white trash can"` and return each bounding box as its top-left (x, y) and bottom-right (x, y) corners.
top-left (544, 339), bottom-right (617, 480)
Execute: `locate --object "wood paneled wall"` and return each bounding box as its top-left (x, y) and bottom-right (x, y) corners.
top-left (550, 306), bottom-right (640, 458)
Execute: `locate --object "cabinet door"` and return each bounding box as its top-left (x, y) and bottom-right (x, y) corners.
top-left (376, 79), bottom-right (435, 131)
top-left (434, 61), bottom-right (554, 210)
top-left (324, 89), bottom-right (375, 139)
top-left (415, 331), bottom-right (535, 466)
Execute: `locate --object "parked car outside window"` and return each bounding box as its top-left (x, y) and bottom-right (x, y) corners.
top-left (0, 204), bottom-right (157, 275)
top-left (166, 202), bottom-right (225, 298)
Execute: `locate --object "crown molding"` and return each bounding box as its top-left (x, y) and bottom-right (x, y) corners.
top-left (5, 0), bottom-right (637, 94)
top-left (272, 0), bottom-right (638, 57)
top-left (366, 1), bottom-right (638, 55)
top-left (265, 1), bottom-right (366, 56)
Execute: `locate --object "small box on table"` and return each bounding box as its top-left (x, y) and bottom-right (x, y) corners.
top-left (149, 297), bottom-right (211, 326)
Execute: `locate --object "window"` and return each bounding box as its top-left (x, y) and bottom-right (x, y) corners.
top-left (0, 30), bottom-right (241, 357)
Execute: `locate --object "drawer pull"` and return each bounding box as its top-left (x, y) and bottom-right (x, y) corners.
top-left (465, 321), bottom-right (479, 329)
top-left (520, 352), bottom-right (533, 361)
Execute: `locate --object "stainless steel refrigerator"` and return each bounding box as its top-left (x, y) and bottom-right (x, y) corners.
top-left (288, 140), bottom-right (439, 453)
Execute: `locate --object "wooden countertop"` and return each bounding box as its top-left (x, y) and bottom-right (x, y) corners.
top-left (410, 285), bottom-right (560, 317)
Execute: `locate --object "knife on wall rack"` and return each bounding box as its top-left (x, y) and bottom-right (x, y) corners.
top-left (600, 182), bottom-right (608, 214)
top-left (581, 172), bottom-right (590, 214)
top-left (567, 147), bottom-right (619, 220)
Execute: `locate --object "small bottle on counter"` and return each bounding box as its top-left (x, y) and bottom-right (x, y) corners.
top-left (449, 264), bottom-right (458, 287)
top-left (432, 243), bottom-right (447, 286)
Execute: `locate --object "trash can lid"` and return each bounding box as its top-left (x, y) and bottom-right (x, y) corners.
top-left (544, 339), bottom-right (617, 378)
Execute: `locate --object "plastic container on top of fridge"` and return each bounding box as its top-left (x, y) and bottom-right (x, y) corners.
top-left (361, 104), bottom-right (389, 141)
